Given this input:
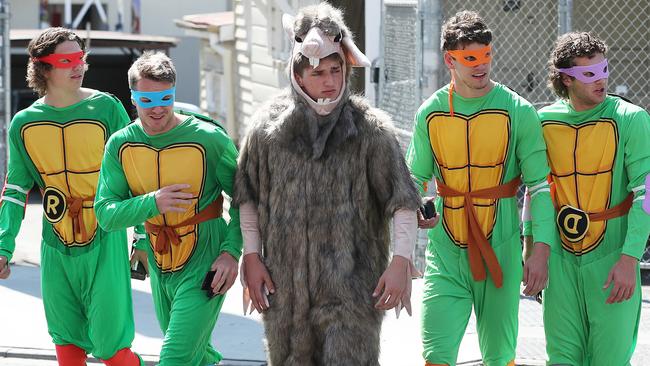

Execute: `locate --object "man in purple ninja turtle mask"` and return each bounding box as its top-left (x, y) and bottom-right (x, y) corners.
top-left (521, 31), bottom-right (650, 365)
top-left (233, 3), bottom-right (421, 365)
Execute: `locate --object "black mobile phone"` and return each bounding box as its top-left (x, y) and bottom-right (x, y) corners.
top-left (420, 199), bottom-right (436, 220)
top-left (202, 270), bottom-right (217, 298)
top-left (130, 260), bottom-right (147, 280)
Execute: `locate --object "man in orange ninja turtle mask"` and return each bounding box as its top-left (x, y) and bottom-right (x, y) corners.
top-left (406, 11), bottom-right (557, 366)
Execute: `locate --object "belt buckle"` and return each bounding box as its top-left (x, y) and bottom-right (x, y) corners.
top-left (556, 205), bottom-right (590, 243)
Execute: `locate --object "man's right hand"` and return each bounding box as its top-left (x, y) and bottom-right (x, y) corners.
top-left (417, 210), bottom-right (440, 229)
top-left (243, 253), bottom-right (275, 313)
top-left (0, 256), bottom-right (10, 279)
top-left (154, 184), bottom-right (193, 214)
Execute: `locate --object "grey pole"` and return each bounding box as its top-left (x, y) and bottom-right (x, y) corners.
top-left (0, 0), bottom-right (10, 182)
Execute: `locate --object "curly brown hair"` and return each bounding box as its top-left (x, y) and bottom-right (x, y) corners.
top-left (26, 27), bottom-right (86, 96)
top-left (441, 11), bottom-right (492, 51)
top-left (548, 32), bottom-right (608, 99)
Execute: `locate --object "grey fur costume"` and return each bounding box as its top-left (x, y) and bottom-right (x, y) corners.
top-left (234, 85), bottom-right (420, 365)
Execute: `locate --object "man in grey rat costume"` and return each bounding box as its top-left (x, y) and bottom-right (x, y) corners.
top-left (233, 3), bottom-right (422, 365)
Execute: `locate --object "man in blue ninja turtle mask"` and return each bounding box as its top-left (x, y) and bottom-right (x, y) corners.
top-left (95, 51), bottom-right (242, 366)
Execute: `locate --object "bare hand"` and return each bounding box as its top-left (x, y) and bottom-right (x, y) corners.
top-left (417, 210), bottom-right (440, 229)
top-left (242, 253), bottom-right (275, 313)
top-left (0, 256), bottom-right (10, 279)
top-left (522, 242), bottom-right (549, 296)
top-left (130, 248), bottom-right (149, 276)
top-left (603, 254), bottom-right (638, 304)
top-left (154, 184), bottom-right (193, 214)
top-left (210, 252), bottom-right (238, 295)
top-left (373, 255), bottom-right (410, 312)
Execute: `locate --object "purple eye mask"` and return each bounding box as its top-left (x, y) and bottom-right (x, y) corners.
top-left (557, 59), bottom-right (609, 83)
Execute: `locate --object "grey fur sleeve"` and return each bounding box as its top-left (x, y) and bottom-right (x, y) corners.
top-left (233, 128), bottom-right (261, 208)
top-left (366, 116), bottom-right (421, 217)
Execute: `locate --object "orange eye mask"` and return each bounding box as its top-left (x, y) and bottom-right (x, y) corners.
top-left (447, 44), bottom-right (492, 67)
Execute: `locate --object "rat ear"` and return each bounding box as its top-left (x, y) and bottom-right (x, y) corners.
top-left (282, 14), bottom-right (295, 39)
top-left (341, 36), bottom-right (370, 67)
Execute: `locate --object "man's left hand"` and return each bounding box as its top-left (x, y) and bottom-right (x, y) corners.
top-left (373, 255), bottom-right (411, 315)
top-left (603, 254), bottom-right (638, 304)
top-left (522, 242), bottom-right (550, 296)
top-left (210, 252), bottom-right (238, 295)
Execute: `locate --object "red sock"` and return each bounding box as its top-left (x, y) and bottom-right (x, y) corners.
top-left (102, 348), bottom-right (141, 366)
top-left (55, 344), bottom-right (87, 366)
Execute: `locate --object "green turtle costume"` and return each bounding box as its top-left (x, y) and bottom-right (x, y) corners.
top-left (525, 95), bottom-right (650, 365)
top-left (94, 111), bottom-right (242, 366)
top-left (407, 83), bottom-right (556, 366)
top-left (0, 91), bottom-right (143, 363)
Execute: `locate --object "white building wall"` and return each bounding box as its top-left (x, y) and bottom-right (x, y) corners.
top-left (9, 0), bottom-right (39, 28)
top-left (10, 0), bottom-right (122, 30)
top-left (234, 0), bottom-right (318, 137)
top-left (140, 0), bottom-right (231, 106)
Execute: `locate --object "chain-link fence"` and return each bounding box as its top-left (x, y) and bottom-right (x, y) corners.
top-left (436, 0), bottom-right (650, 110)
top-left (378, 0), bottom-right (650, 270)
top-left (379, 0), bottom-right (420, 150)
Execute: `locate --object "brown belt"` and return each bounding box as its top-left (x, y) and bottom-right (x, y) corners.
top-left (564, 193), bottom-right (634, 221)
top-left (145, 195), bottom-right (224, 254)
top-left (550, 180), bottom-right (633, 222)
top-left (436, 177), bottom-right (521, 288)
top-left (67, 196), bottom-right (95, 242)
top-left (590, 194), bottom-right (633, 221)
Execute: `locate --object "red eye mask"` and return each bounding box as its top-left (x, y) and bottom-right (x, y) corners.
top-left (447, 44), bottom-right (492, 67)
top-left (34, 51), bottom-right (85, 68)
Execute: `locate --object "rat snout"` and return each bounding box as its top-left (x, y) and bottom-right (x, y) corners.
top-left (301, 28), bottom-right (324, 58)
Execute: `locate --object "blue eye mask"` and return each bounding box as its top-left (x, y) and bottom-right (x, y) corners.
top-left (131, 87), bottom-right (176, 108)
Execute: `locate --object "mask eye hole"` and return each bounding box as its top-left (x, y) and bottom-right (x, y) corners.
top-left (603, 65), bottom-right (608, 73)
top-left (334, 32), bottom-right (342, 42)
top-left (583, 72), bottom-right (595, 78)
top-left (140, 97), bottom-right (151, 103)
top-left (295, 36), bottom-right (303, 43)
top-left (162, 95), bottom-right (172, 101)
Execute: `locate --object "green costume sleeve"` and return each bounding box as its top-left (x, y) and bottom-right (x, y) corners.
top-left (621, 110), bottom-right (650, 259)
top-left (0, 125), bottom-right (35, 262)
top-left (215, 140), bottom-right (243, 261)
top-left (94, 136), bottom-right (159, 231)
top-left (516, 105), bottom-right (556, 249)
top-left (406, 108), bottom-right (434, 195)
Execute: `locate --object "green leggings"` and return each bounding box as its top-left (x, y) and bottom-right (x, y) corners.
top-left (41, 231), bottom-right (135, 360)
top-left (421, 233), bottom-right (522, 366)
top-left (149, 261), bottom-right (226, 366)
top-left (543, 250), bottom-right (641, 366)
